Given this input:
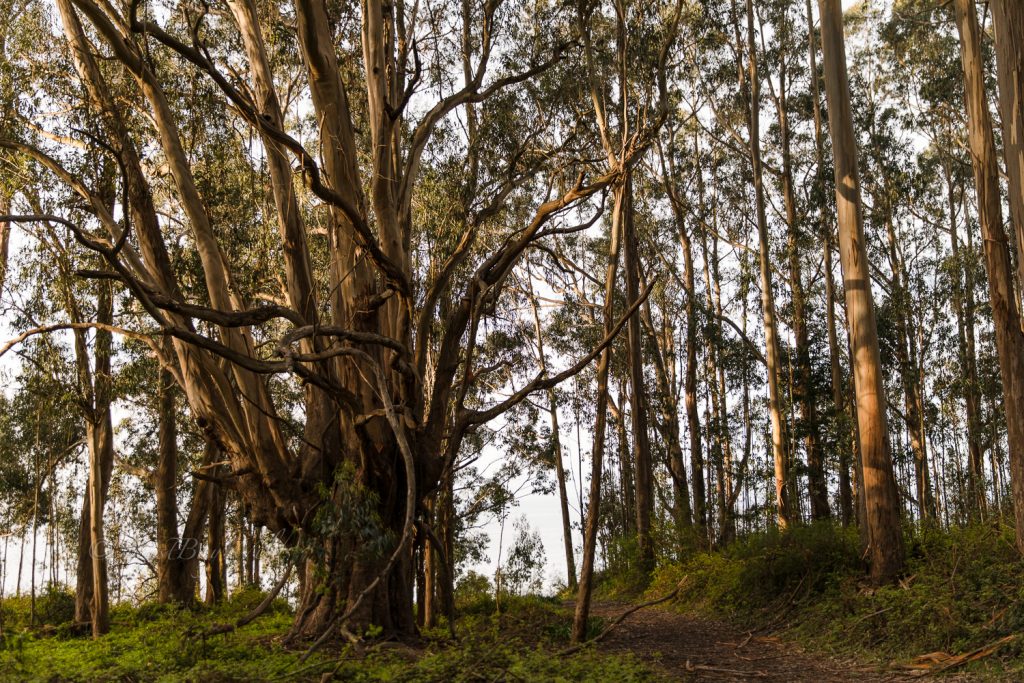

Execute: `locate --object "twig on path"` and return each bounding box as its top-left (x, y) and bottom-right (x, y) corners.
top-left (558, 582), bottom-right (684, 656)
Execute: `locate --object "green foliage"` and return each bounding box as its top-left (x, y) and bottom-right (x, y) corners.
top-left (0, 584), bottom-right (76, 632)
top-left (497, 517), bottom-right (547, 596)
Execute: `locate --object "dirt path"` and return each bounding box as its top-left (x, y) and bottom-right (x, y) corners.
top-left (588, 602), bottom-right (931, 682)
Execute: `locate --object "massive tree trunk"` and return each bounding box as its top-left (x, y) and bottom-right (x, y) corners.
top-left (818, 0), bottom-right (904, 581)
top-left (29, 0), bottom-right (641, 644)
top-left (955, 0), bottom-right (1024, 552)
top-left (745, 0), bottom-right (793, 528)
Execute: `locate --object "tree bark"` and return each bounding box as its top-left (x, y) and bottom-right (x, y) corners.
top-left (622, 177), bottom-right (655, 576)
top-left (572, 189), bottom-right (622, 643)
top-left (954, 0), bottom-right (1024, 552)
top-left (526, 267), bottom-right (577, 591)
top-left (746, 0), bottom-right (793, 528)
top-left (818, 0), bottom-right (904, 581)
top-left (991, 0), bottom-right (1024, 301)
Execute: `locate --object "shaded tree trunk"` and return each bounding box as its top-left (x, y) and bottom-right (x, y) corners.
top-left (991, 0), bottom-right (1024, 298)
top-left (746, 0), bottom-right (793, 528)
top-left (622, 177), bottom-right (655, 576)
top-left (572, 188), bottom-right (622, 643)
top-left (954, 0), bottom-right (1024, 552)
top-left (526, 267), bottom-right (577, 591)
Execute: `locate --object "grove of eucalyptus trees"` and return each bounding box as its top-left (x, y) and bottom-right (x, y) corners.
top-left (1, 0), bottom-right (1023, 649)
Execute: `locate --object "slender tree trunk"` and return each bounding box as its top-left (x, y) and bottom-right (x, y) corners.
top-left (622, 178), bottom-right (655, 575)
top-left (943, 159), bottom-right (987, 518)
top-left (526, 267), bottom-right (577, 590)
top-left (156, 368), bottom-right (182, 602)
top-left (572, 189), bottom-right (622, 643)
top-left (954, 0), bottom-right (1024, 552)
top-left (807, 0), bottom-right (854, 525)
top-left (205, 471), bottom-right (227, 605)
top-left (773, 12), bottom-right (828, 521)
top-left (818, 0), bottom-right (904, 581)
top-left (881, 216), bottom-right (936, 521)
top-left (745, 0), bottom-right (793, 528)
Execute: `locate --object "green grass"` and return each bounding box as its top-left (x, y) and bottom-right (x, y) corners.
top-left (0, 587), bottom-right (657, 682)
top-left (643, 520), bottom-right (1024, 679)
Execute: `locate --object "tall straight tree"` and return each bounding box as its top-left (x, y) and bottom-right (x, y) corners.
top-left (953, 0), bottom-right (1024, 552)
top-left (990, 1), bottom-right (1024, 299)
top-left (817, 0), bottom-right (904, 581)
top-left (744, 0), bottom-right (794, 528)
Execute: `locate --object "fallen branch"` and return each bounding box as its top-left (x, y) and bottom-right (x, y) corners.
top-left (559, 582), bottom-right (684, 656)
top-left (907, 634), bottom-right (1018, 677)
top-left (204, 564), bottom-right (293, 636)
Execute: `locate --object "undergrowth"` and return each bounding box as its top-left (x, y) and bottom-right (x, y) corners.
top-left (644, 520), bottom-right (1024, 678)
top-left (0, 583), bottom-right (655, 682)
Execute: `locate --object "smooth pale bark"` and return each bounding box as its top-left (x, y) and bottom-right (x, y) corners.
top-left (44, 0), bottom-right (630, 641)
top-left (745, 0), bottom-right (793, 528)
top-left (991, 1), bottom-right (1024, 300)
top-left (954, 0), bottom-right (1024, 552)
top-left (818, 0), bottom-right (904, 581)
top-left (622, 178), bottom-right (655, 574)
top-left (806, 0), bottom-right (853, 524)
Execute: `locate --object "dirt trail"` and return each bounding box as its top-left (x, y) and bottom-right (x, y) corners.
top-left (588, 602), bottom-right (955, 682)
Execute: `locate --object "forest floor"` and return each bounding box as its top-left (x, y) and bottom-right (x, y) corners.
top-left (589, 601), bottom-right (978, 681)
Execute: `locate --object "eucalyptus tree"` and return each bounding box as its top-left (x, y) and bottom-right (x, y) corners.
top-left (818, 0), bottom-right (904, 581)
top-left (0, 0), bottom-right (651, 640)
top-left (570, 0), bottom-right (682, 641)
top-left (953, 0), bottom-right (1024, 552)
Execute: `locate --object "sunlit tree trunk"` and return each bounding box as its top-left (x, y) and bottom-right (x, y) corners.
top-left (818, 0), bottom-right (904, 581)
